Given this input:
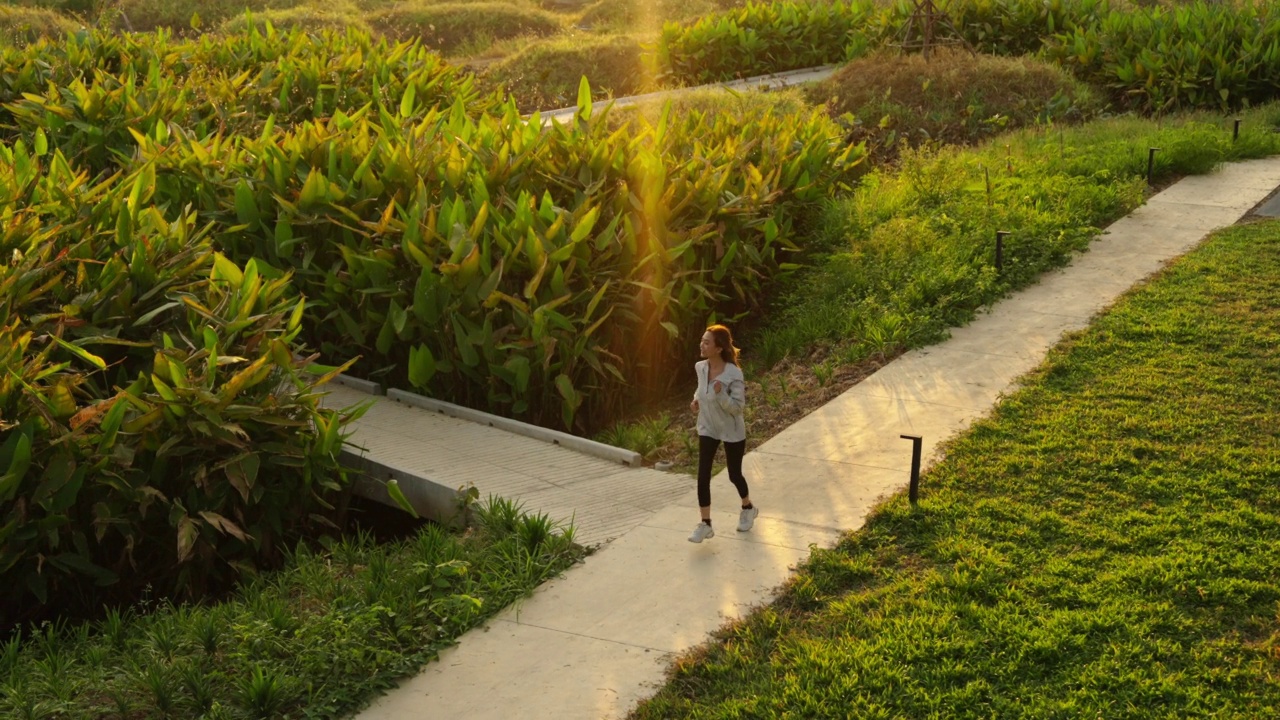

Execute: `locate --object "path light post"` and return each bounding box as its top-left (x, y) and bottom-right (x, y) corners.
top-left (1147, 147), bottom-right (1161, 185)
top-left (901, 434), bottom-right (923, 506)
top-left (996, 230), bottom-right (1010, 275)
top-left (1234, 119), bottom-right (1242, 142)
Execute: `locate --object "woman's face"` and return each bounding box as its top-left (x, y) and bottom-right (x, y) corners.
top-left (699, 331), bottom-right (716, 359)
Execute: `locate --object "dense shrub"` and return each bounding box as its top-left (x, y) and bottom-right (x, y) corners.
top-left (0, 28), bottom-right (488, 173)
top-left (662, 0), bottom-right (1280, 113)
top-left (0, 143), bottom-right (355, 624)
top-left (808, 48), bottom-right (1103, 162)
top-left (114, 93), bottom-right (859, 432)
top-left (1044, 0), bottom-right (1280, 112)
top-left (658, 0), bottom-right (882, 84)
top-left (368, 1), bottom-right (564, 55)
top-left (0, 5), bottom-right (78, 46)
top-left (481, 34), bottom-right (656, 111)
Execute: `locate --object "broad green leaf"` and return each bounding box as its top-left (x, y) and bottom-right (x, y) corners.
top-left (386, 478), bottom-right (418, 518)
top-left (53, 337), bottom-right (106, 370)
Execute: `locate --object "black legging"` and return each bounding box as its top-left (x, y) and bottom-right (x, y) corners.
top-left (697, 435), bottom-right (750, 508)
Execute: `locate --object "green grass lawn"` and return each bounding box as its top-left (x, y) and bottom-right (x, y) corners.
top-left (632, 219), bottom-right (1280, 718)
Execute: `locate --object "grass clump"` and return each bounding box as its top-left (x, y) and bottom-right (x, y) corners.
top-left (809, 48), bottom-right (1104, 162)
top-left (368, 1), bottom-right (563, 56)
top-left (577, 0), bottom-right (734, 34)
top-left (634, 218), bottom-right (1280, 718)
top-left (114, 0), bottom-right (307, 32)
top-left (482, 34), bottom-right (656, 112)
top-left (219, 4), bottom-right (372, 35)
top-left (0, 498), bottom-right (583, 719)
top-left (0, 5), bottom-right (78, 45)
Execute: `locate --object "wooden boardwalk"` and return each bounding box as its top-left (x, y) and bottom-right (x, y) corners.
top-left (321, 384), bottom-right (692, 546)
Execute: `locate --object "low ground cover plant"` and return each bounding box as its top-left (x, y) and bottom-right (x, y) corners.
top-left (0, 497), bottom-right (583, 719)
top-left (633, 217), bottom-right (1280, 718)
top-left (752, 107), bottom-right (1280, 368)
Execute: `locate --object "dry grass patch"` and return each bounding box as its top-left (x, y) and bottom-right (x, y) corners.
top-left (576, 0), bottom-right (735, 34)
top-left (808, 48), bottom-right (1103, 162)
top-left (219, 3), bottom-right (372, 34)
top-left (115, 0), bottom-right (308, 32)
top-left (481, 34), bottom-right (655, 112)
top-left (368, 1), bottom-right (563, 56)
top-left (0, 5), bottom-right (79, 45)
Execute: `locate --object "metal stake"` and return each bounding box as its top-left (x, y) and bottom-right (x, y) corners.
top-left (901, 434), bottom-right (922, 505)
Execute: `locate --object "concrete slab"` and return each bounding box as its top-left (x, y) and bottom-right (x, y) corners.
top-left (501, 523), bottom-right (808, 653)
top-left (847, 345), bottom-right (1037, 410)
top-left (357, 620), bottom-right (672, 720)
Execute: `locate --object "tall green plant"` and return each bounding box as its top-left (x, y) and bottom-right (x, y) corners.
top-left (113, 83), bottom-right (860, 432)
top-left (0, 141), bottom-right (358, 623)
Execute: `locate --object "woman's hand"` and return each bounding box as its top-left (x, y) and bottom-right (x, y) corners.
top-left (690, 398), bottom-right (699, 413)
top-left (713, 380), bottom-right (723, 393)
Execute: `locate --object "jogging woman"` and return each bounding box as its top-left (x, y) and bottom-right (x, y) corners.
top-left (687, 324), bottom-right (757, 543)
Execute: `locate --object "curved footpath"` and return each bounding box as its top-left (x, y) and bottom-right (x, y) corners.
top-left (353, 157), bottom-right (1280, 719)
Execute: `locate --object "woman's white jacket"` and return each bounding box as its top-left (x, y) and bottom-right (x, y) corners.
top-left (693, 359), bottom-right (746, 443)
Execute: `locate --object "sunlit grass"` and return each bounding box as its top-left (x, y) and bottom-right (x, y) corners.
top-left (634, 217), bottom-right (1280, 719)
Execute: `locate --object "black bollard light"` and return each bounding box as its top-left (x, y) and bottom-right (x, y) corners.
top-left (1146, 147), bottom-right (1161, 185)
top-left (1234, 118), bottom-right (1242, 142)
top-left (901, 434), bottom-right (923, 505)
top-left (996, 230), bottom-right (1010, 275)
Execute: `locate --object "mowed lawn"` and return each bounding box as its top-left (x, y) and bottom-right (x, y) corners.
top-left (633, 219), bottom-right (1280, 719)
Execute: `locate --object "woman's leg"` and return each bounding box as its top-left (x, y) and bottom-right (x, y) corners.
top-left (697, 435), bottom-right (720, 521)
top-left (724, 439), bottom-right (751, 507)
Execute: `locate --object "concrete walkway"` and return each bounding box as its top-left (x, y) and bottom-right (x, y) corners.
top-left (352, 157), bottom-right (1280, 719)
top-left (324, 383), bottom-right (688, 547)
top-left (539, 65), bottom-right (839, 125)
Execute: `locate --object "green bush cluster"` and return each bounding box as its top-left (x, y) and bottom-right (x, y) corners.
top-left (657, 0), bottom-right (883, 85)
top-left (1043, 1), bottom-right (1280, 112)
top-left (0, 27), bottom-right (487, 171)
top-left (0, 141), bottom-right (356, 624)
top-left (660, 0), bottom-right (1280, 113)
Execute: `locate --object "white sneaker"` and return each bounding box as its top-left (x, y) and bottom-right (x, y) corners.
top-left (688, 522), bottom-right (715, 543)
top-left (737, 506), bottom-right (759, 532)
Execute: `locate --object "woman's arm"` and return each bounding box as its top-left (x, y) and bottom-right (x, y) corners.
top-left (714, 376), bottom-right (745, 416)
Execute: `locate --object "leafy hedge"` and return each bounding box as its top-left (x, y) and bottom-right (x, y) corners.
top-left (660, 0), bottom-right (1280, 113)
top-left (0, 26), bottom-right (489, 172)
top-left (1043, 1), bottom-right (1280, 112)
top-left (116, 85), bottom-right (860, 431)
top-left (0, 141), bottom-right (356, 624)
